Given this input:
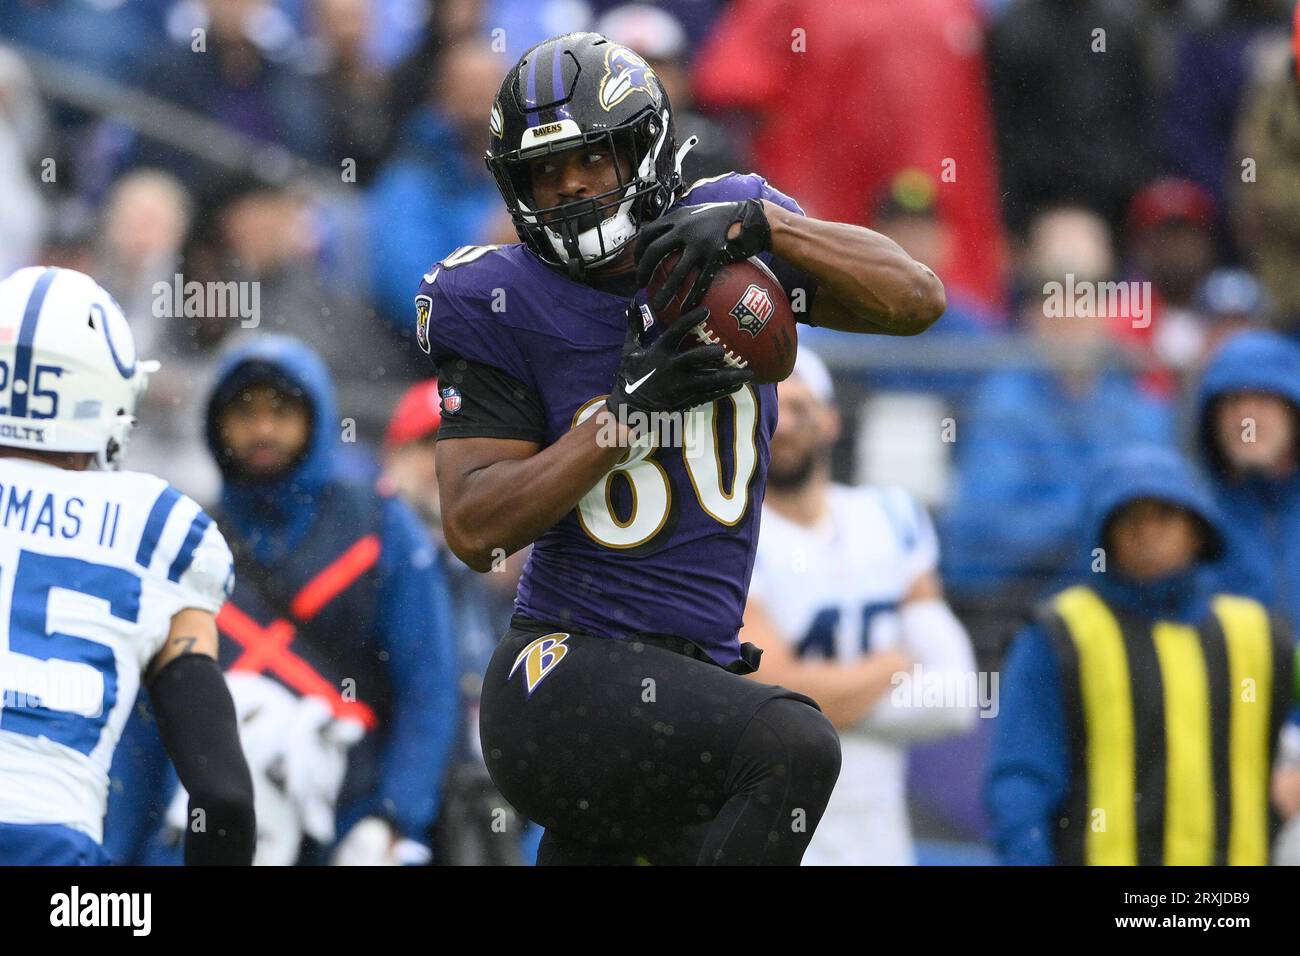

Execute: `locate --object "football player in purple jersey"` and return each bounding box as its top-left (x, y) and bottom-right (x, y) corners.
top-left (416, 32), bottom-right (944, 865)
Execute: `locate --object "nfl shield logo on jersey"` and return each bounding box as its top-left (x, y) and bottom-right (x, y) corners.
top-left (729, 284), bottom-right (775, 337)
top-left (439, 384), bottom-right (462, 415)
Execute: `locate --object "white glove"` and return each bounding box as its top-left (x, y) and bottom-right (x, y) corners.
top-left (331, 817), bottom-right (432, 866)
top-left (184, 673), bottom-right (365, 865)
top-left (167, 672), bottom-right (307, 865)
top-left (281, 696), bottom-right (365, 844)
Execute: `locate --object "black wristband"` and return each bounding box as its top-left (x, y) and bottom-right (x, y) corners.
top-left (149, 653), bottom-right (256, 866)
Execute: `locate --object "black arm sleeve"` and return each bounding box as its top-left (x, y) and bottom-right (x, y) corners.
top-left (434, 355), bottom-right (548, 443)
top-left (767, 255), bottom-right (820, 326)
top-left (147, 653), bottom-right (256, 866)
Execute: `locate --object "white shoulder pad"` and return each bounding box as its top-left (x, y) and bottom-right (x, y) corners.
top-left (175, 520), bottom-right (235, 612)
top-left (131, 482), bottom-right (234, 612)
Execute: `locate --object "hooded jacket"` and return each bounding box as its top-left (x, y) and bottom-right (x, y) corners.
top-left (106, 337), bottom-right (458, 861)
top-left (985, 445), bottom-right (1240, 865)
top-left (205, 334), bottom-right (342, 565)
top-left (1196, 330), bottom-right (1300, 631)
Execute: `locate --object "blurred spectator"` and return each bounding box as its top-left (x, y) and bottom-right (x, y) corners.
top-left (136, 0), bottom-right (330, 179)
top-left (1196, 329), bottom-right (1300, 630)
top-left (1119, 177), bottom-right (1220, 377)
top-left (1019, 206), bottom-right (1117, 292)
top-left (368, 36), bottom-right (502, 335)
top-left (988, 0), bottom-right (1155, 239)
top-left (0, 48), bottom-right (48, 275)
top-left (986, 445), bottom-right (1293, 865)
top-left (1126, 178), bottom-right (1218, 310)
top-left (1159, 0), bottom-right (1291, 209)
top-left (380, 379), bottom-right (535, 864)
top-left (107, 336), bottom-right (459, 865)
top-left (593, 3), bottom-right (743, 184)
top-left (741, 349), bottom-right (977, 865)
top-left (304, 0), bottom-right (396, 182)
top-left (1231, 3), bottom-right (1300, 331)
top-left (383, 0), bottom-right (483, 133)
top-left (804, 169), bottom-right (1005, 404)
top-left (195, 173), bottom-right (414, 391)
top-left (941, 207), bottom-right (1173, 600)
top-left (692, 0), bottom-right (1005, 306)
top-left (97, 170), bottom-right (193, 354)
top-left (90, 169), bottom-right (226, 499)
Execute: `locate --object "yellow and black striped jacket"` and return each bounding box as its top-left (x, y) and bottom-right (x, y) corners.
top-left (1037, 585), bottom-right (1295, 865)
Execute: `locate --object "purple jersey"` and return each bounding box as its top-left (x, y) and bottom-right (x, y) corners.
top-left (418, 172), bottom-right (808, 666)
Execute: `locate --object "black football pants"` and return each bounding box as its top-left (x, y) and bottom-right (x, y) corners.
top-left (479, 615), bottom-right (842, 865)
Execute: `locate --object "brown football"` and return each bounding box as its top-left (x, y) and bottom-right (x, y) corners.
top-left (646, 252), bottom-right (797, 384)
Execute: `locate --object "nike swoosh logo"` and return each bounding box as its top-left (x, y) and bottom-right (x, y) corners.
top-left (423, 267), bottom-right (441, 284)
top-left (688, 202), bottom-right (729, 216)
top-left (624, 368), bottom-right (656, 394)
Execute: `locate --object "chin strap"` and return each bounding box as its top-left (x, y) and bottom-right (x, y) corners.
top-left (102, 358), bottom-right (160, 470)
top-left (642, 110), bottom-right (673, 181)
top-left (674, 134), bottom-right (699, 180)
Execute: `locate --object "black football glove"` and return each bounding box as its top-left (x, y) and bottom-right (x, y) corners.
top-left (606, 303), bottom-right (754, 423)
top-left (634, 198), bottom-right (773, 312)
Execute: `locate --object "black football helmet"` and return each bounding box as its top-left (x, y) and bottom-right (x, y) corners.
top-left (485, 32), bottom-right (696, 280)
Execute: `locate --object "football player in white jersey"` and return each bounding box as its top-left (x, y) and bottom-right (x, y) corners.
top-left (0, 266), bottom-right (254, 865)
top-left (741, 348), bottom-right (977, 865)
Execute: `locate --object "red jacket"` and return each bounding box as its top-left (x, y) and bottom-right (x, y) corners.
top-left (693, 0), bottom-right (1006, 307)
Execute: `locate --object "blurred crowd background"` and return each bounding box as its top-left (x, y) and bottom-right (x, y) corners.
top-left (2, 0), bottom-right (1300, 863)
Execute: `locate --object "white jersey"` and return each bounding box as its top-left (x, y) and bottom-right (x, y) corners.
top-left (0, 458), bottom-right (233, 843)
top-left (749, 483), bottom-right (963, 866)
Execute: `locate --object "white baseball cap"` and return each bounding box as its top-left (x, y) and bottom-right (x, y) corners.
top-left (594, 3), bottom-right (689, 61)
top-left (790, 345), bottom-right (834, 404)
